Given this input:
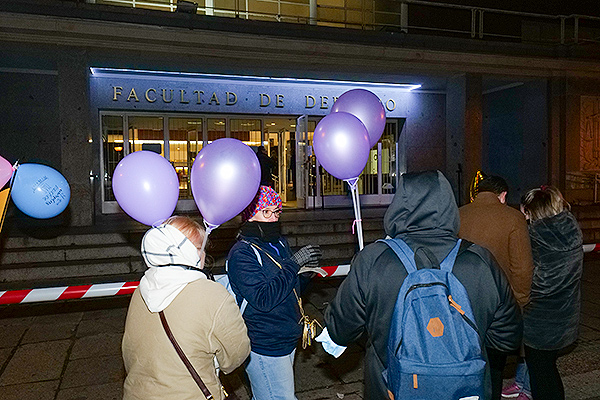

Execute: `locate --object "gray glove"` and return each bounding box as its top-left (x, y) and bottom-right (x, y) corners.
top-left (291, 245), bottom-right (323, 268)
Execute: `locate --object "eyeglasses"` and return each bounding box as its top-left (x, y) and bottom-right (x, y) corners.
top-left (261, 208), bottom-right (283, 218)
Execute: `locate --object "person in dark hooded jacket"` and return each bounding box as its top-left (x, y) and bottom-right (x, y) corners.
top-left (323, 171), bottom-right (522, 400)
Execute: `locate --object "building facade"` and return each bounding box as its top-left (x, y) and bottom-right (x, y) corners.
top-left (1, 0), bottom-right (599, 229)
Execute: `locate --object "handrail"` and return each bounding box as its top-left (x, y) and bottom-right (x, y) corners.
top-left (93, 0), bottom-right (600, 47)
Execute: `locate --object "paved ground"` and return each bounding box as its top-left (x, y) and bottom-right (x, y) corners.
top-left (1, 255), bottom-right (600, 400)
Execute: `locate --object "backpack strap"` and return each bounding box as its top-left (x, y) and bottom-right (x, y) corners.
top-left (377, 238), bottom-right (417, 274)
top-left (225, 240), bottom-right (263, 315)
top-left (439, 239), bottom-right (462, 273)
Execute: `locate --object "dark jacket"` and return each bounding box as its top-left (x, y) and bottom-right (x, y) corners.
top-left (257, 150), bottom-right (276, 187)
top-left (227, 231), bottom-right (302, 357)
top-left (524, 211), bottom-right (583, 350)
top-left (324, 171), bottom-right (522, 400)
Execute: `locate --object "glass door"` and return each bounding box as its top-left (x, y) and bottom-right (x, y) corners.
top-left (295, 115), bottom-right (309, 208)
top-left (168, 117), bottom-right (202, 199)
top-left (302, 119), bottom-right (404, 207)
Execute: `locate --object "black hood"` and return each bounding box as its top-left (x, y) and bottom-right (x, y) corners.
top-left (383, 171), bottom-right (460, 267)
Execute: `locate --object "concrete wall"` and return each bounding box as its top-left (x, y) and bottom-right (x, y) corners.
top-left (483, 80), bottom-right (548, 204)
top-left (0, 71), bottom-right (61, 169)
top-left (404, 92), bottom-right (446, 174)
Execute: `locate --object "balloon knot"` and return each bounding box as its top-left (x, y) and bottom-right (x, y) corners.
top-left (345, 177), bottom-right (359, 189)
top-left (203, 220), bottom-right (219, 235)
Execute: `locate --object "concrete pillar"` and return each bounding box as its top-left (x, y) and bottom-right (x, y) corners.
top-left (58, 50), bottom-right (93, 226)
top-left (446, 73), bottom-right (482, 206)
top-left (548, 75), bottom-right (567, 191)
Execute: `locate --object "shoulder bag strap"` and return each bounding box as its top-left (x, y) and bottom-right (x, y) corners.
top-left (159, 311), bottom-right (214, 400)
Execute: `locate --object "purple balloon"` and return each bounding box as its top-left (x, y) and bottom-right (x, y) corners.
top-left (191, 138), bottom-right (260, 226)
top-left (331, 89), bottom-right (386, 148)
top-left (313, 112), bottom-right (371, 181)
top-left (112, 151), bottom-right (179, 226)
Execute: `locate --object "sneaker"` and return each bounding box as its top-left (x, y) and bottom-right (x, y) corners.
top-left (501, 382), bottom-right (523, 398)
top-left (515, 392), bottom-right (532, 400)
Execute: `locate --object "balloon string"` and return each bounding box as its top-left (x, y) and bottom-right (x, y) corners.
top-left (345, 177), bottom-right (364, 250)
top-left (351, 219), bottom-right (362, 234)
top-left (199, 220), bottom-right (219, 261)
top-left (8, 161), bottom-right (19, 189)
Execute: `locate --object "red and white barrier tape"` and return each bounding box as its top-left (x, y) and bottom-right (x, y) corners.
top-left (0, 265), bottom-right (351, 305)
top-left (583, 244), bottom-right (600, 253)
top-left (4, 241), bottom-right (600, 305)
top-left (8, 240), bottom-right (600, 305)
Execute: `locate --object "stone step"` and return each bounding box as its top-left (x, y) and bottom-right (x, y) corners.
top-left (0, 213), bottom-right (386, 287)
top-left (0, 228), bottom-right (382, 266)
top-left (0, 257), bottom-right (145, 286)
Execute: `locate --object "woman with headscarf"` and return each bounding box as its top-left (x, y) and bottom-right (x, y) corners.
top-left (227, 185), bottom-right (321, 400)
top-left (122, 216), bottom-right (250, 400)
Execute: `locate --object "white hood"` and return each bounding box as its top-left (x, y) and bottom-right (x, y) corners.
top-left (138, 224), bottom-right (206, 312)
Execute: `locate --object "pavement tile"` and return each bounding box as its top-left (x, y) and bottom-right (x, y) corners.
top-left (221, 367), bottom-right (251, 400)
top-left (563, 370), bottom-right (600, 399)
top-left (69, 333), bottom-right (123, 360)
top-left (558, 343), bottom-right (600, 376)
top-left (60, 354), bottom-right (125, 389)
top-left (56, 381), bottom-right (123, 400)
top-left (75, 317), bottom-right (125, 338)
top-left (0, 324), bottom-right (27, 349)
top-left (297, 381), bottom-right (363, 399)
top-left (33, 312), bottom-right (83, 325)
top-left (0, 316), bottom-right (35, 326)
top-left (0, 347), bottom-right (13, 369)
top-left (582, 299), bottom-right (600, 315)
top-left (21, 322), bottom-right (77, 344)
top-left (295, 350), bottom-right (341, 393)
top-left (0, 380), bottom-right (60, 400)
top-left (81, 307), bottom-right (128, 321)
top-left (580, 314), bottom-right (600, 332)
top-left (578, 325), bottom-right (600, 343)
top-left (0, 340), bottom-right (71, 385)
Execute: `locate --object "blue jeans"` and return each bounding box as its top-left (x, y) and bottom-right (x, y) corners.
top-left (245, 350), bottom-right (297, 400)
top-left (515, 359), bottom-right (531, 395)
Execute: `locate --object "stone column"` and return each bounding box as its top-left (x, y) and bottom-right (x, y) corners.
top-left (446, 73), bottom-right (482, 206)
top-left (58, 50), bottom-right (93, 226)
top-left (548, 75), bottom-right (567, 191)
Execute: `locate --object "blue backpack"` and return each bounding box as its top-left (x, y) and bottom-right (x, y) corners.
top-left (379, 238), bottom-right (485, 400)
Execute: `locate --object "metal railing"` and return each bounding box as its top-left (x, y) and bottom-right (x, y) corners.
top-left (91, 0), bottom-right (600, 47)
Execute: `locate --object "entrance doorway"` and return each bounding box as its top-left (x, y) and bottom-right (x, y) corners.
top-left (262, 117), bottom-right (298, 206)
top-left (295, 117), bottom-right (406, 208)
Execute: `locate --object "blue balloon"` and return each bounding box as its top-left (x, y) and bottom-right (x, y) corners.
top-left (11, 163), bottom-right (71, 219)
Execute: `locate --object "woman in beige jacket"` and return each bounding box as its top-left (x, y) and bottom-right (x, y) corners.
top-left (122, 216), bottom-right (250, 400)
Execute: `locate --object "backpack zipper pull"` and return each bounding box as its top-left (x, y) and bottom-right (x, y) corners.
top-left (448, 295), bottom-right (465, 315)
